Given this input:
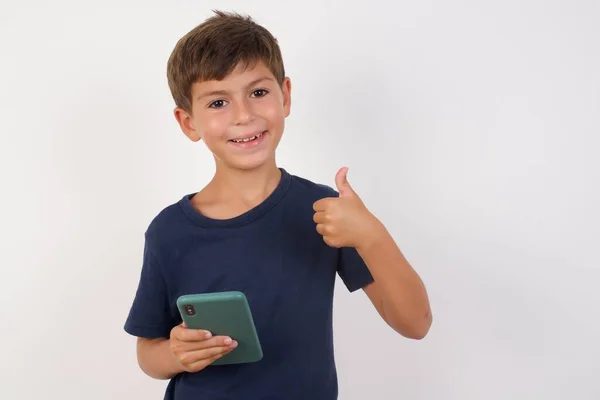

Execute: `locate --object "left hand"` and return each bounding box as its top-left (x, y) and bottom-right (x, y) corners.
top-left (313, 167), bottom-right (382, 249)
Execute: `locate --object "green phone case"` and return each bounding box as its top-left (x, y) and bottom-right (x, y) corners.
top-left (176, 291), bottom-right (263, 366)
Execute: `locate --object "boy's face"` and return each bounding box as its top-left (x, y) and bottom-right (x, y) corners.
top-left (174, 61), bottom-right (291, 171)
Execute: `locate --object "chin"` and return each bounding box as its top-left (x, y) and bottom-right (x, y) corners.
top-left (226, 154), bottom-right (276, 171)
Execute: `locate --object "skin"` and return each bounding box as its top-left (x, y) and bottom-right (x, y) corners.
top-left (136, 60), bottom-right (431, 380)
top-left (314, 167), bottom-right (432, 339)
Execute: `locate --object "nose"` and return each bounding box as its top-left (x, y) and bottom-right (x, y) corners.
top-left (233, 98), bottom-right (254, 125)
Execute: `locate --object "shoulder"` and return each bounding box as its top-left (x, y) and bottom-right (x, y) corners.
top-left (143, 195), bottom-right (193, 251)
top-left (288, 172), bottom-right (340, 201)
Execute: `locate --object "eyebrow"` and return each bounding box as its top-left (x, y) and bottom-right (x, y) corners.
top-left (196, 76), bottom-right (274, 101)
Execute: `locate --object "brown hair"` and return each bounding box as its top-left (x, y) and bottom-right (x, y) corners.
top-left (166, 10), bottom-right (286, 114)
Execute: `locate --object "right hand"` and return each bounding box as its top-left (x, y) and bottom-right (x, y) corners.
top-left (169, 323), bottom-right (238, 373)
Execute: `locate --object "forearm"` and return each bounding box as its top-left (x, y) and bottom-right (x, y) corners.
top-left (358, 222), bottom-right (432, 338)
top-left (137, 338), bottom-right (185, 380)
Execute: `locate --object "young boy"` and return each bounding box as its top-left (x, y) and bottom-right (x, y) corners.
top-left (124, 10), bottom-right (432, 400)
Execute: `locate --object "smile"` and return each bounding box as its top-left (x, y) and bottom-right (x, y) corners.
top-left (230, 131), bottom-right (266, 143)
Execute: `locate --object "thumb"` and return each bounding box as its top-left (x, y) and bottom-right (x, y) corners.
top-left (335, 166), bottom-right (354, 197)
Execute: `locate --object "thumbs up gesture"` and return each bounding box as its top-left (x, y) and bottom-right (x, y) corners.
top-left (313, 167), bottom-right (382, 249)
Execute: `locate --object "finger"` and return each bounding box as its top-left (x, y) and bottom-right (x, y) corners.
top-left (190, 353), bottom-right (223, 371)
top-left (186, 335), bottom-right (234, 351)
top-left (313, 211), bottom-right (327, 224)
top-left (177, 327), bottom-right (212, 342)
top-left (316, 223), bottom-right (328, 236)
top-left (187, 346), bottom-right (235, 371)
top-left (182, 341), bottom-right (238, 366)
top-left (313, 199), bottom-right (325, 212)
top-left (335, 166), bottom-right (354, 198)
top-left (323, 236), bottom-right (341, 248)
top-left (313, 198), bottom-right (334, 212)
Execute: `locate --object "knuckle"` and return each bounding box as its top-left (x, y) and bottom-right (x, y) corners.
top-left (170, 326), bottom-right (179, 338)
top-left (171, 341), bottom-right (182, 353)
top-left (178, 353), bottom-right (189, 365)
top-left (188, 362), bottom-right (203, 373)
top-left (196, 362), bottom-right (209, 371)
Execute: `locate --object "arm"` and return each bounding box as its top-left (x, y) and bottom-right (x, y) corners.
top-left (136, 326), bottom-right (238, 380)
top-left (124, 239), bottom-right (236, 380)
top-left (358, 222), bottom-right (432, 339)
top-left (125, 239), bottom-right (182, 380)
top-left (137, 337), bottom-right (185, 380)
top-left (313, 167), bottom-right (432, 340)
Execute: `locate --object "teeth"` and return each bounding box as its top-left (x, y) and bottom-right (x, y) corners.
top-left (232, 131), bottom-right (264, 143)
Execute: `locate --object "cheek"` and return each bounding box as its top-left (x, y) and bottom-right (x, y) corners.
top-left (198, 114), bottom-right (229, 141)
top-left (262, 103), bottom-right (285, 126)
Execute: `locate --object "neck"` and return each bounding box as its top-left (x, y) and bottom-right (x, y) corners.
top-left (209, 160), bottom-right (282, 203)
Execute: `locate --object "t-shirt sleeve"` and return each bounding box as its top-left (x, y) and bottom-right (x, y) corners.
top-left (124, 237), bottom-right (176, 339)
top-left (337, 246), bottom-right (374, 292)
top-left (316, 183), bottom-right (375, 292)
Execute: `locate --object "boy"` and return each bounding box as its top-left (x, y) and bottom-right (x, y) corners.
top-left (124, 10), bottom-right (432, 400)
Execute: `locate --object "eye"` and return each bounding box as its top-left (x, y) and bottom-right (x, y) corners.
top-left (251, 89), bottom-right (269, 98)
top-left (208, 100), bottom-right (227, 108)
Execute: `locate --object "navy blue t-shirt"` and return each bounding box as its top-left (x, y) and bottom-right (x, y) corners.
top-left (124, 168), bottom-right (374, 399)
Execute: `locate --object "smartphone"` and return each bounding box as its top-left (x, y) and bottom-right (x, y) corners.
top-left (176, 291), bottom-right (263, 366)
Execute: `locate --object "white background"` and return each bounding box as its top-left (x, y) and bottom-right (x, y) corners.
top-left (1, 0), bottom-right (599, 399)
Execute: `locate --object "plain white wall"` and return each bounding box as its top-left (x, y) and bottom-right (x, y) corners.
top-left (1, 0), bottom-right (599, 398)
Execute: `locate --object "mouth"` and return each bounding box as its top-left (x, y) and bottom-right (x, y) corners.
top-left (229, 131), bottom-right (266, 143)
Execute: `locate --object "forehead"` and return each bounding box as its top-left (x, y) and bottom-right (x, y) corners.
top-left (191, 61), bottom-right (276, 97)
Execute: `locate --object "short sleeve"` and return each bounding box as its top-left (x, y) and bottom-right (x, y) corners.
top-left (124, 238), bottom-right (176, 339)
top-left (337, 246), bottom-right (374, 292)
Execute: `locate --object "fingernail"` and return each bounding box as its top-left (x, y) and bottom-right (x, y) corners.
top-left (224, 337), bottom-right (232, 345)
top-left (231, 340), bottom-right (238, 348)
top-left (205, 331), bottom-right (212, 339)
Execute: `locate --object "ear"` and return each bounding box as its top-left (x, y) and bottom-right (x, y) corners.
top-left (174, 107), bottom-right (201, 142)
top-left (281, 77), bottom-right (292, 117)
